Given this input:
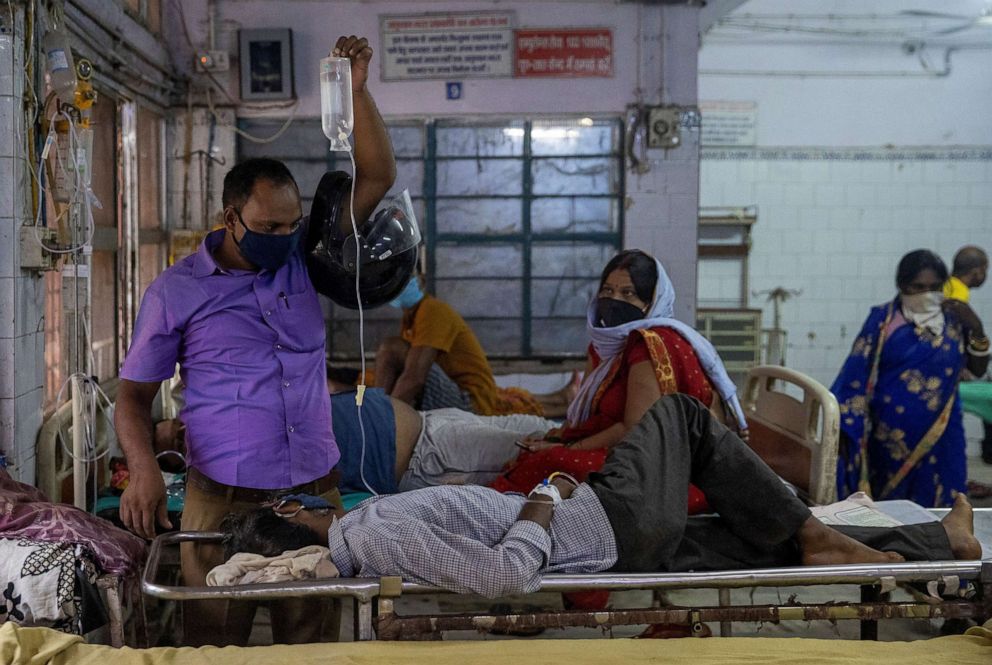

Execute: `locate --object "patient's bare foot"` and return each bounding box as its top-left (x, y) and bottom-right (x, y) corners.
top-left (798, 517), bottom-right (905, 566)
top-left (942, 494), bottom-right (981, 560)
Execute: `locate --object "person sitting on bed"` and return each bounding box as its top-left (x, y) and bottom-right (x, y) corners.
top-left (326, 370), bottom-right (559, 495)
top-left (220, 394), bottom-right (981, 598)
top-left (490, 249), bottom-right (744, 513)
top-left (372, 273), bottom-right (574, 417)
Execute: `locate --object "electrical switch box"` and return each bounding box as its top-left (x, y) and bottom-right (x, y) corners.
top-left (19, 226), bottom-right (58, 271)
top-left (195, 50), bottom-right (230, 72)
top-left (647, 106), bottom-right (682, 148)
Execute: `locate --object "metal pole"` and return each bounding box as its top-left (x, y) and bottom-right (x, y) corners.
top-left (356, 598), bottom-right (375, 641)
top-left (71, 375), bottom-right (86, 509)
top-left (718, 588), bottom-right (732, 637)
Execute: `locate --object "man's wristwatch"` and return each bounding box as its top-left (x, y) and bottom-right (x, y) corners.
top-left (529, 482), bottom-right (562, 507)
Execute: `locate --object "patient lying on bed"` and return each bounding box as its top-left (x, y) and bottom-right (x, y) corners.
top-left (220, 395), bottom-right (980, 598)
top-left (327, 372), bottom-right (558, 494)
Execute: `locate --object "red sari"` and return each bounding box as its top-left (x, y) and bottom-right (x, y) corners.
top-left (490, 327), bottom-right (714, 512)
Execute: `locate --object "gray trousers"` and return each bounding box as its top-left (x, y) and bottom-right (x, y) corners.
top-left (399, 409), bottom-right (559, 491)
top-left (589, 394), bottom-right (954, 573)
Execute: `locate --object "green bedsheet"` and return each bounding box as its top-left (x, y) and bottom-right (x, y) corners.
top-left (960, 381), bottom-right (992, 423)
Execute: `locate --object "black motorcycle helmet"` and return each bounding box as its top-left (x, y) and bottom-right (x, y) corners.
top-left (306, 171), bottom-right (421, 309)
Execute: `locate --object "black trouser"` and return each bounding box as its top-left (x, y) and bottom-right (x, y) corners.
top-left (587, 394), bottom-right (954, 572)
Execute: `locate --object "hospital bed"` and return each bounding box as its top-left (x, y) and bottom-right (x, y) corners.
top-left (12, 378), bottom-right (146, 647)
top-left (141, 365), bottom-right (991, 643)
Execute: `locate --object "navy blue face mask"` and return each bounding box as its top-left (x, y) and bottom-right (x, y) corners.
top-left (595, 297), bottom-right (646, 328)
top-left (233, 210), bottom-right (303, 271)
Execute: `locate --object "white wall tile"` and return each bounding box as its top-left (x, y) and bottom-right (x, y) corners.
top-left (782, 183), bottom-right (814, 207)
top-left (952, 207), bottom-right (984, 230)
top-left (0, 216), bottom-right (13, 279)
top-left (903, 184), bottom-right (939, 207)
top-left (938, 183), bottom-right (970, 207)
top-left (13, 275), bottom-right (43, 339)
top-left (796, 161), bottom-right (830, 183)
top-left (0, 339), bottom-right (10, 401)
top-left (754, 182), bottom-right (785, 205)
top-left (875, 183), bottom-right (907, 206)
top-left (0, 158), bottom-right (12, 218)
top-left (702, 155), bottom-right (992, 382)
top-left (968, 183), bottom-right (992, 207)
top-left (780, 229), bottom-right (814, 254)
top-left (0, 276), bottom-right (12, 340)
top-left (814, 183), bottom-right (846, 207)
top-left (892, 161), bottom-right (924, 183)
top-left (767, 161), bottom-right (801, 182)
top-left (13, 332), bottom-right (38, 397)
top-left (946, 162), bottom-right (987, 184)
top-left (0, 35), bottom-right (13, 93)
top-left (922, 161), bottom-right (959, 184)
top-left (845, 183), bottom-right (876, 207)
top-left (11, 453), bottom-right (35, 486)
top-left (0, 396), bottom-right (13, 461)
top-left (13, 388), bottom-right (41, 478)
top-left (720, 181), bottom-right (755, 205)
top-left (857, 162), bottom-right (893, 183)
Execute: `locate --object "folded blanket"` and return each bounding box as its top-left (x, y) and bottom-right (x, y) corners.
top-left (0, 470), bottom-right (146, 576)
top-left (206, 546), bottom-right (339, 586)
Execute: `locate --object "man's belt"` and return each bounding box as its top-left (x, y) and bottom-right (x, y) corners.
top-left (187, 467), bottom-right (340, 504)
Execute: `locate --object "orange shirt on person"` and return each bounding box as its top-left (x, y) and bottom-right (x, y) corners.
top-left (402, 295), bottom-right (499, 415)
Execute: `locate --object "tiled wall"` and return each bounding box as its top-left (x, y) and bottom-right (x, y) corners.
top-left (700, 147), bottom-right (992, 450)
top-left (0, 9), bottom-right (45, 484)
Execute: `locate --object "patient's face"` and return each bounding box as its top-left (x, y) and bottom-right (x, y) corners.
top-left (901, 268), bottom-right (944, 296)
top-left (599, 269), bottom-right (648, 311)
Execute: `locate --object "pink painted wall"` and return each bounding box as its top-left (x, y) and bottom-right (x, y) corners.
top-left (170, 1), bottom-right (641, 117)
top-left (165, 1), bottom-right (703, 322)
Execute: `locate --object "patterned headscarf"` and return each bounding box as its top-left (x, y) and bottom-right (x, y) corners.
top-left (567, 257), bottom-right (748, 431)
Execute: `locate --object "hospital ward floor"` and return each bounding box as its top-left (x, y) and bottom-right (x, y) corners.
top-left (242, 456), bottom-right (992, 645)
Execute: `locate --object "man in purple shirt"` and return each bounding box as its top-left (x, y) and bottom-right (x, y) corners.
top-left (114, 36), bottom-right (395, 646)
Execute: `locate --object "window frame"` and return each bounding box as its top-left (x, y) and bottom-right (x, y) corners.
top-left (237, 114), bottom-right (625, 360)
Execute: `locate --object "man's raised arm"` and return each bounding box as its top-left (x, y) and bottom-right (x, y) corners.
top-left (332, 35), bottom-right (396, 232)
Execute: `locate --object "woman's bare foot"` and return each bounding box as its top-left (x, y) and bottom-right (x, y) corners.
top-left (565, 369), bottom-right (582, 402)
top-left (534, 370), bottom-right (584, 418)
top-left (942, 494), bottom-right (981, 560)
top-left (798, 517), bottom-right (905, 566)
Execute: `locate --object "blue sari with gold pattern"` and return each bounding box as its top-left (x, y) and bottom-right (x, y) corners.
top-left (832, 299), bottom-right (967, 508)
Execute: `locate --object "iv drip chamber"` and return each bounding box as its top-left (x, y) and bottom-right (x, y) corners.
top-left (320, 56), bottom-right (354, 152)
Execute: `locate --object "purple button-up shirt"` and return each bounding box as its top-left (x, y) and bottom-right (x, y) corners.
top-left (120, 229), bottom-right (339, 489)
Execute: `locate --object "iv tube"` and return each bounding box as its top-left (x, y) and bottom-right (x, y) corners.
top-left (322, 52), bottom-right (374, 494)
top-left (320, 56), bottom-right (354, 152)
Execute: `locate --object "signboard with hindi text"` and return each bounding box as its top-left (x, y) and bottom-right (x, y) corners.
top-left (380, 12), bottom-right (514, 81)
top-left (515, 28), bottom-right (613, 78)
top-left (700, 101), bottom-right (758, 146)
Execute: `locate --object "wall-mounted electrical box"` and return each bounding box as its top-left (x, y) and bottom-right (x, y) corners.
top-left (647, 106), bottom-right (682, 148)
top-left (195, 50), bottom-right (230, 72)
top-left (20, 226), bottom-right (57, 271)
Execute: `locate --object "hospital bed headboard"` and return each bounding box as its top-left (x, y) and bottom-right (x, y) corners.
top-left (741, 365), bottom-right (839, 505)
top-left (36, 379), bottom-right (122, 504)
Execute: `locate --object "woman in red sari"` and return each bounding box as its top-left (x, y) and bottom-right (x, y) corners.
top-left (491, 250), bottom-right (748, 506)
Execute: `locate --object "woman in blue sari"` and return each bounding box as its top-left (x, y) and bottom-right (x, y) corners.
top-left (833, 250), bottom-right (989, 507)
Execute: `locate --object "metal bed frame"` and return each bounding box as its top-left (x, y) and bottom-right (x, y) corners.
top-left (143, 522), bottom-right (992, 642)
top-left (140, 366), bottom-right (991, 642)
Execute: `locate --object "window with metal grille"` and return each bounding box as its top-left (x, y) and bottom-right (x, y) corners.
top-left (239, 116), bottom-right (624, 360)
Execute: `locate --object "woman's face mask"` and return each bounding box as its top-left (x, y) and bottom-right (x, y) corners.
top-left (388, 278), bottom-right (424, 309)
top-left (901, 290), bottom-right (943, 316)
top-left (233, 210), bottom-right (303, 271)
top-left (594, 297), bottom-right (646, 328)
